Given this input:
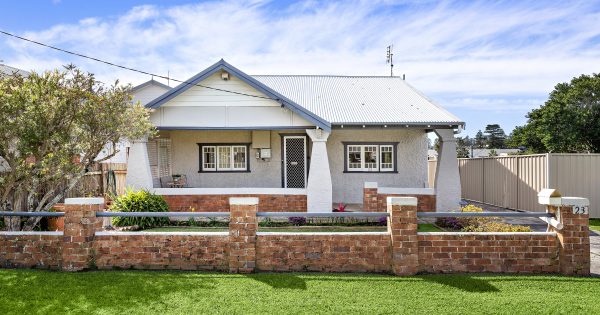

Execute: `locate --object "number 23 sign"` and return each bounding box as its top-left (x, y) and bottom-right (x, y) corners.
top-left (573, 206), bottom-right (588, 215)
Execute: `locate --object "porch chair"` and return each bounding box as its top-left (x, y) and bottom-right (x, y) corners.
top-left (173, 174), bottom-right (188, 188)
top-left (159, 176), bottom-right (173, 188)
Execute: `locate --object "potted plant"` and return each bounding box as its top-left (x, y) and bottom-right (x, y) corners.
top-left (47, 204), bottom-right (65, 231)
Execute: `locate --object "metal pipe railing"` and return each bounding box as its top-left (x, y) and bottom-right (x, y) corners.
top-left (96, 211), bottom-right (230, 218)
top-left (257, 212), bottom-right (389, 218)
top-left (417, 212), bottom-right (553, 218)
top-left (0, 211), bottom-right (64, 217)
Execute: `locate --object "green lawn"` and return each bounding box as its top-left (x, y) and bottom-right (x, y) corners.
top-left (590, 219), bottom-right (600, 232)
top-left (417, 223), bottom-right (444, 232)
top-left (0, 270), bottom-right (598, 314)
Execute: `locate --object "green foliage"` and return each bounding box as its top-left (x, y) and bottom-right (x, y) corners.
top-left (0, 65), bottom-right (154, 230)
top-left (438, 204), bottom-right (532, 232)
top-left (459, 204), bottom-right (531, 232)
top-left (589, 219), bottom-right (600, 232)
top-left (510, 73), bottom-right (600, 153)
top-left (474, 130), bottom-right (486, 148)
top-left (187, 217), bottom-right (198, 227)
top-left (462, 221), bottom-right (532, 232)
top-left (456, 136), bottom-right (472, 158)
top-left (110, 189), bottom-right (169, 229)
top-left (483, 124), bottom-right (506, 149)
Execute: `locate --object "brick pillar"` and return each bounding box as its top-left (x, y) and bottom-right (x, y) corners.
top-left (62, 198), bottom-right (103, 271)
top-left (228, 197), bottom-right (258, 273)
top-left (553, 197), bottom-right (591, 276)
top-left (363, 182), bottom-right (379, 212)
top-left (387, 196), bottom-right (418, 275)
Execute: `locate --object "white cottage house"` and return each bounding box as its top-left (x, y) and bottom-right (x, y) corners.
top-left (125, 60), bottom-right (463, 212)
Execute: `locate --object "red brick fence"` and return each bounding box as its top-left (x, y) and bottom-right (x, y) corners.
top-left (0, 196), bottom-right (590, 275)
top-left (363, 182), bottom-right (436, 212)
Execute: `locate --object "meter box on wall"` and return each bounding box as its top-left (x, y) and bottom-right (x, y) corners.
top-left (260, 148), bottom-right (272, 159)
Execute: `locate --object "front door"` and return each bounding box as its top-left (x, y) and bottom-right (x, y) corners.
top-left (283, 136), bottom-right (307, 188)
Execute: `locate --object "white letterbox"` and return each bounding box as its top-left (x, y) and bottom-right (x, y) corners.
top-left (538, 189), bottom-right (562, 206)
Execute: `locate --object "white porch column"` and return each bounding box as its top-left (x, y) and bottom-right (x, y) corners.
top-left (305, 129), bottom-right (333, 212)
top-left (125, 137), bottom-right (154, 190)
top-left (434, 129), bottom-right (461, 212)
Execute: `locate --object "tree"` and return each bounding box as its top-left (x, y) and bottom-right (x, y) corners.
top-left (510, 73), bottom-right (600, 153)
top-left (456, 136), bottom-right (471, 158)
top-left (483, 124), bottom-right (506, 149)
top-left (474, 130), bottom-right (486, 148)
top-left (0, 66), bottom-right (154, 230)
top-left (505, 125), bottom-right (545, 153)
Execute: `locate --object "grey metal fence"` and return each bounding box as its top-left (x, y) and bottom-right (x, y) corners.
top-left (459, 153), bottom-right (600, 218)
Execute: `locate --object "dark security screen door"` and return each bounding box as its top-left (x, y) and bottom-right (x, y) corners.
top-left (283, 136), bottom-right (307, 188)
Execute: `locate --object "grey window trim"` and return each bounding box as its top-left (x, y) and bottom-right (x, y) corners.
top-left (342, 142), bottom-right (399, 173)
top-left (197, 143), bottom-right (251, 173)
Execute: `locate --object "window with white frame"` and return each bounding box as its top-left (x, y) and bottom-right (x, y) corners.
top-left (199, 144), bottom-right (248, 172)
top-left (345, 143), bottom-right (396, 172)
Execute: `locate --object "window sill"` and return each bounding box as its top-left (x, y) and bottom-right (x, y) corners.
top-left (343, 171), bottom-right (398, 174)
top-left (198, 170), bottom-right (251, 173)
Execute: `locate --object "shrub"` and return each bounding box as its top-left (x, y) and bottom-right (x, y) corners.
top-left (378, 216), bottom-right (387, 226)
top-left (462, 221), bottom-right (532, 232)
top-left (436, 204), bottom-right (532, 232)
top-left (435, 217), bottom-right (464, 230)
top-left (288, 217), bottom-right (307, 226)
top-left (110, 189), bottom-right (170, 229)
top-left (458, 204), bottom-right (491, 227)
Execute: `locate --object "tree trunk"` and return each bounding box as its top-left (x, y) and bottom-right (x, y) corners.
top-left (3, 216), bottom-right (21, 231)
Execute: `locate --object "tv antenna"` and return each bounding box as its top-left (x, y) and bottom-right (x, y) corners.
top-left (386, 45), bottom-right (394, 77)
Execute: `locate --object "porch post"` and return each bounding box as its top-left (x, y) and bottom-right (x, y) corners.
top-left (433, 129), bottom-right (461, 212)
top-left (125, 137), bottom-right (154, 190)
top-left (305, 129), bottom-right (332, 212)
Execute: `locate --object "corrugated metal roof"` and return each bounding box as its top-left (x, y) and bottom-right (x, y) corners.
top-left (253, 75), bottom-right (463, 126)
top-left (0, 64), bottom-right (29, 77)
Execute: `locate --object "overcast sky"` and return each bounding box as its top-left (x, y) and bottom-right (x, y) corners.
top-left (1, 0), bottom-right (599, 137)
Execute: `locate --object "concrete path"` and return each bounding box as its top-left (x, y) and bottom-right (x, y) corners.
top-left (591, 232), bottom-right (600, 276)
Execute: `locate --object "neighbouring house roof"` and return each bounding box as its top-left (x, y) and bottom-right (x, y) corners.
top-left (143, 59), bottom-right (463, 131)
top-left (469, 148), bottom-right (523, 158)
top-left (131, 79), bottom-right (171, 92)
top-left (0, 64), bottom-right (29, 77)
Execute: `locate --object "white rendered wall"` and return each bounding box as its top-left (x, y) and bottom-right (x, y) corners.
top-left (125, 138), bottom-right (154, 190)
top-left (327, 129), bottom-right (429, 204)
top-left (163, 129), bottom-right (428, 204)
top-left (434, 129), bottom-right (461, 211)
top-left (306, 129), bottom-right (333, 212)
top-left (167, 130), bottom-right (302, 188)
